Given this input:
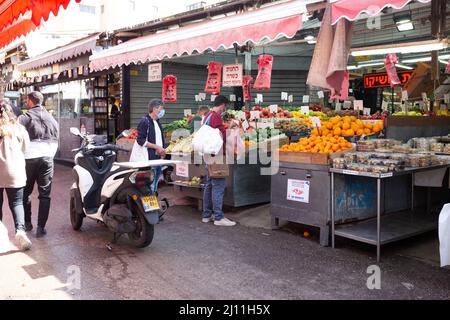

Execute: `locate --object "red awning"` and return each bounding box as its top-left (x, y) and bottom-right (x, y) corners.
top-left (0, 0), bottom-right (80, 49)
top-left (331, 0), bottom-right (431, 25)
top-left (90, 0), bottom-right (306, 72)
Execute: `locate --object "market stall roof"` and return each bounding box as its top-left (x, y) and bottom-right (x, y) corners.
top-left (330, 0), bottom-right (432, 25)
top-left (89, 0), bottom-right (306, 72)
top-left (0, 0), bottom-right (81, 49)
top-left (17, 33), bottom-right (101, 72)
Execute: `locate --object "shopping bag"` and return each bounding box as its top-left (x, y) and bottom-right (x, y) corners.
top-left (192, 124), bottom-right (224, 156)
top-left (439, 203), bottom-right (450, 267)
top-left (0, 220), bottom-right (9, 254)
top-left (130, 140), bottom-right (149, 162)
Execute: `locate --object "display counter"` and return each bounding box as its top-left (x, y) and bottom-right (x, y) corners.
top-left (385, 116), bottom-right (450, 141)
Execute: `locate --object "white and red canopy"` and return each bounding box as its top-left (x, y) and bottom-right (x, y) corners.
top-left (330, 0), bottom-right (431, 25)
top-left (90, 0), bottom-right (306, 72)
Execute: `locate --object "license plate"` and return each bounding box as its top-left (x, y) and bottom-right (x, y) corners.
top-left (141, 196), bottom-right (159, 212)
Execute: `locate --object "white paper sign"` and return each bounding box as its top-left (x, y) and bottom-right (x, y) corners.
top-left (148, 63), bottom-right (162, 82)
top-left (229, 94), bottom-right (236, 102)
top-left (257, 122), bottom-right (275, 129)
top-left (242, 119), bottom-right (250, 131)
top-left (257, 94), bottom-right (264, 103)
top-left (288, 95), bottom-right (294, 103)
top-left (422, 92), bottom-right (428, 101)
top-left (237, 111), bottom-right (247, 121)
top-left (302, 95), bottom-right (310, 104)
top-left (281, 92), bottom-right (288, 101)
top-left (199, 93), bottom-right (206, 100)
top-left (363, 108), bottom-right (371, 116)
top-left (381, 100), bottom-right (389, 111)
top-left (445, 94), bottom-right (450, 104)
top-left (335, 102), bottom-right (342, 111)
top-left (287, 179), bottom-right (310, 203)
top-left (269, 105), bottom-right (278, 114)
top-left (402, 90), bottom-right (409, 101)
top-left (343, 101), bottom-right (352, 109)
top-left (317, 91), bottom-right (324, 99)
top-left (184, 109), bottom-right (192, 116)
top-left (354, 100), bottom-right (364, 111)
top-left (300, 106), bottom-right (310, 115)
top-left (176, 163), bottom-right (189, 178)
top-left (222, 64), bottom-right (243, 87)
top-left (211, 94), bottom-right (217, 102)
top-left (195, 95), bottom-right (200, 102)
top-left (311, 117), bottom-right (322, 127)
top-left (250, 111), bottom-right (260, 120)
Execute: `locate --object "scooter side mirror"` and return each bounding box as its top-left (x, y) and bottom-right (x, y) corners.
top-left (70, 127), bottom-right (81, 136)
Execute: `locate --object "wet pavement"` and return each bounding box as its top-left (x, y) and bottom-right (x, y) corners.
top-left (0, 164), bottom-right (449, 300)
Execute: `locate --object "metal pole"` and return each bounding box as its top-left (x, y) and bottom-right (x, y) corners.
top-left (411, 172), bottom-right (415, 212)
top-left (377, 178), bottom-right (381, 263)
top-left (331, 172), bottom-right (335, 249)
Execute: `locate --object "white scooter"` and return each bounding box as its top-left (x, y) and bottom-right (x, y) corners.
top-left (69, 127), bottom-right (178, 248)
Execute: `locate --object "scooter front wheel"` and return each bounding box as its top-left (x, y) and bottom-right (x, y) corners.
top-left (128, 210), bottom-right (154, 248)
top-left (70, 195), bottom-right (84, 231)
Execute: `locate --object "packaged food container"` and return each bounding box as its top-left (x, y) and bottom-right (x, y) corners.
top-left (392, 144), bottom-right (412, 154)
top-left (389, 153), bottom-right (408, 162)
top-left (444, 144), bottom-right (450, 154)
top-left (431, 143), bottom-right (444, 153)
top-left (357, 140), bottom-right (376, 152)
top-left (333, 158), bottom-right (347, 169)
top-left (383, 159), bottom-right (404, 171)
top-left (372, 139), bottom-right (388, 149)
top-left (373, 149), bottom-right (393, 156)
top-left (344, 152), bottom-right (358, 163)
top-left (356, 152), bottom-right (371, 164)
top-left (432, 156), bottom-right (450, 165)
top-left (370, 165), bottom-right (390, 173)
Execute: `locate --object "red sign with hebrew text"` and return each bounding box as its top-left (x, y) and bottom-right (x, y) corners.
top-left (363, 70), bottom-right (414, 89)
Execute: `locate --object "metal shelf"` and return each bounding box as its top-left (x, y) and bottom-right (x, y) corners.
top-left (334, 210), bottom-right (437, 246)
top-left (330, 164), bottom-right (449, 179)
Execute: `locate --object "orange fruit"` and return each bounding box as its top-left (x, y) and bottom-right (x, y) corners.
top-left (342, 122), bottom-right (350, 130)
top-left (333, 127), bottom-right (342, 136)
top-left (364, 122), bottom-right (373, 130)
top-left (364, 128), bottom-right (371, 135)
top-left (357, 129), bottom-right (364, 136)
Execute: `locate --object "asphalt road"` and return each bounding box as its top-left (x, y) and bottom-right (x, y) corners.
top-left (0, 164), bottom-right (449, 300)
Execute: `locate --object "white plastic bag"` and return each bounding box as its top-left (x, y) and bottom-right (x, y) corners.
top-left (192, 124), bottom-right (223, 156)
top-left (0, 220), bottom-right (9, 254)
top-left (130, 140), bottom-right (149, 162)
top-left (439, 203), bottom-right (450, 267)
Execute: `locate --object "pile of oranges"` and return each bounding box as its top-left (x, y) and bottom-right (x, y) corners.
top-left (281, 135), bottom-right (353, 154)
top-left (313, 116), bottom-right (383, 137)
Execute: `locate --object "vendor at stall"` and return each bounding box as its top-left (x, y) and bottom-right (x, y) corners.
top-left (189, 106), bottom-right (210, 133)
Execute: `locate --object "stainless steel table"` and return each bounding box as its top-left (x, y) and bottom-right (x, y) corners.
top-left (330, 165), bottom-right (449, 262)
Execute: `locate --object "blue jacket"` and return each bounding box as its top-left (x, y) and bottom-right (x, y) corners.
top-left (136, 115), bottom-right (165, 160)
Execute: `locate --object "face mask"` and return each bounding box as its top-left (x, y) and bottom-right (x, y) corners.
top-left (158, 109), bottom-right (166, 119)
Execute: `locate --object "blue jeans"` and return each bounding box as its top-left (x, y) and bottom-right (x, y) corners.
top-left (203, 170), bottom-right (226, 221)
top-left (0, 188), bottom-right (26, 232)
top-left (152, 166), bottom-right (162, 194)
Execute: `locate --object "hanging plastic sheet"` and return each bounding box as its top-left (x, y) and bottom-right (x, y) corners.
top-left (242, 75), bottom-right (254, 102)
top-left (254, 55), bottom-right (274, 90)
top-left (385, 53), bottom-right (401, 87)
top-left (162, 75), bottom-right (177, 103)
top-left (204, 61), bottom-right (222, 94)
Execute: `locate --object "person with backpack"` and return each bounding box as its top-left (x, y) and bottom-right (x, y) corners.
top-left (0, 99), bottom-right (32, 250)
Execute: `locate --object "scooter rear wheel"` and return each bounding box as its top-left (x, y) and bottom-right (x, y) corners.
top-left (70, 195), bottom-right (84, 231)
top-left (128, 210), bottom-right (154, 248)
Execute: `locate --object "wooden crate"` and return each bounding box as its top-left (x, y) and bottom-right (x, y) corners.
top-left (274, 149), bottom-right (351, 165)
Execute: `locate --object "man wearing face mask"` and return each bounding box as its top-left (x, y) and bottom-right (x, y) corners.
top-left (201, 95), bottom-right (236, 227)
top-left (136, 99), bottom-right (166, 193)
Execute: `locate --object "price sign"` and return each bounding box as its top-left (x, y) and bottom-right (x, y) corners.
top-left (343, 101), bottom-right (352, 109)
top-left (288, 95), bottom-right (294, 103)
top-left (211, 94), bottom-right (217, 102)
top-left (199, 93), bottom-right (206, 100)
top-left (269, 105), bottom-right (278, 114)
top-left (335, 102), bottom-right (342, 111)
top-left (242, 119), bottom-right (250, 131)
top-left (353, 100), bottom-right (364, 111)
top-left (229, 94), bottom-right (236, 102)
top-left (176, 163), bottom-right (189, 178)
top-left (381, 100), bottom-right (389, 111)
top-left (195, 95), bottom-right (200, 102)
top-left (250, 111), bottom-right (260, 120)
top-left (184, 109), bottom-right (192, 116)
top-left (445, 94), bottom-right (450, 104)
top-left (256, 94), bottom-right (264, 103)
top-left (300, 106), bottom-right (310, 115)
top-left (317, 91), bottom-right (324, 99)
top-left (148, 63), bottom-right (162, 82)
top-left (287, 179), bottom-right (310, 203)
top-left (237, 111), bottom-right (247, 121)
top-left (302, 95), bottom-right (310, 104)
top-left (363, 108), bottom-right (371, 116)
top-left (281, 92), bottom-right (288, 101)
top-left (222, 64), bottom-right (243, 87)
top-left (402, 90), bottom-right (409, 101)
top-left (311, 117), bottom-right (322, 127)
top-left (422, 92), bottom-right (428, 101)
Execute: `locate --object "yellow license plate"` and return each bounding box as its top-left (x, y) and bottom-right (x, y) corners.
top-left (141, 196), bottom-right (159, 212)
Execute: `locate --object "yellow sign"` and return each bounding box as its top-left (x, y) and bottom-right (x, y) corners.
top-left (355, 55), bottom-right (371, 62)
top-left (130, 70), bottom-right (139, 76)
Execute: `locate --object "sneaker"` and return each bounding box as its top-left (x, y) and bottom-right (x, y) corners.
top-left (202, 216), bottom-right (214, 223)
top-left (36, 227), bottom-right (47, 238)
top-left (25, 222), bottom-right (33, 232)
top-left (15, 230), bottom-right (32, 251)
top-left (214, 217), bottom-right (236, 227)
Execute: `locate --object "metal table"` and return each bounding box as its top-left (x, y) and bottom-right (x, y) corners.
top-left (330, 165), bottom-right (449, 262)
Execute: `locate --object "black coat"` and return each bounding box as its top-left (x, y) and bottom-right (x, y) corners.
top-left (136, 115), bottom-right (165, 160)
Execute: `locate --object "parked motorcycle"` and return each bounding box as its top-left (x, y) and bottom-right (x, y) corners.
top-left (69, 127), bottom-right (178, 248)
